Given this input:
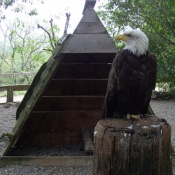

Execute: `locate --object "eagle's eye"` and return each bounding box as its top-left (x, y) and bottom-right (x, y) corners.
top-left (126, 34), bottom-right (132, 37)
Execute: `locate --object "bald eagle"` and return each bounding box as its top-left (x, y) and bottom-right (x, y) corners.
top-left (102, 29), bottom-right (157, 119)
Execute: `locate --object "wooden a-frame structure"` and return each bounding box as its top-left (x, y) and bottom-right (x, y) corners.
top-left (3, 0), bottom-right (118, 156)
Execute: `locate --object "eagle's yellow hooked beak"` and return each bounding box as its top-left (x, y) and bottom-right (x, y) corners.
top-left (115, 34), bottom-right (129, 41)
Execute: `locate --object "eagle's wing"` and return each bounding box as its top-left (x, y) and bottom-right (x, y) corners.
top-left (140, 52), bottom-right (157, 114)
top-left (102, 55), bottom-right (118, 118)
top-left (102, 51), bottom-right (157, 118)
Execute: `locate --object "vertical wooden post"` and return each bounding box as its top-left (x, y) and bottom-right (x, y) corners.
top-left (93, 116), bottom-right (172, 175)
top-left (7, 86), bottom-right (13, 102)
top-left (82, 127), bottom-right (94, 156)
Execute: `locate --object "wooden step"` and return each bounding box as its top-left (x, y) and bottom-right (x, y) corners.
top-left (16, 111), bottom-right (102, 146)
top-left (62, 53), bottom-right (116, 63)
top-left (33, 96), bottom-right (105, 111)
top-left (43, 79), bottom-right (108, 96)
top-left (23, 111), bottom-right (102, 135)
top-left (54, 63), bottom-right (111, 79)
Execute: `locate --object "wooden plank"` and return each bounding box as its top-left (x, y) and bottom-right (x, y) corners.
top-left (0, 86), bottom-right (8, 92)
top-left (0, 72), bottom-right (36, 77)
top-left (172, 153), bottom-right (175, 167)
top-left (63, 34), bottom-right (118, 53)
top-left (0, 156), bottom-right (93, 167)
top-left (43, 79), bottom-right (107, 96)
top-left (13, 84), bottom-right (30, 91)
top-left (26, 111), bottom-right (100, 133)
top-left (81, 7), bottom-right (99, 22)
top-left (82, 127), bottom-right (94, 156)
top-left (17, 133), bottom-right (82, 146)
top-left (15, 111), bottom-right (101, 146)
top-left (7, 86), bottom-right (13, 102)
top-left (62, 53), bottom-right (116, 63)
top-left (0, 155), bottom-right (175, 169)
top-left (74, 22), bottom-right (107, 34)
top-left (0, 84), bottom-right (30, 103)
top-left (54, 63), bottom-right (111, 79)
top-left (46, 55), bottom-right (56, 70)
top-left (40, 68), bottom-right (50, 82)
top-left (33, 96), bottom-right (105, 111)
top-left (82, 0), bottom-right (96, 14)
top-left (0, 85), bottom-right (30, 92)
top-left (0, 154), bottom-right (175, 169)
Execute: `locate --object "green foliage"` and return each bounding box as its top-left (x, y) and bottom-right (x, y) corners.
top-left (37, 19), bottom-right (60, 52)
top-left (1, 0), bottom-right (45, 9)
top-left (28, 8), bottom-right (38, 16)
top-left (98, 0), bottom-right (175, 97)
top-left (0, 17), bottom-right (58, 85)
top-left (1, 132), bottom-right (14, 141)
top-left (0, 0), bottom-right (45, 20)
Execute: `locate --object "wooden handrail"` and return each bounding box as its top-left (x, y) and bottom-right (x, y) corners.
top-left (0, 72), bottom-right (36, 77)
top-left (0, 84), bottom-right (30, 103)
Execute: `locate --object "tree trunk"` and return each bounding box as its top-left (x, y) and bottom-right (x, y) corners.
top-left (93, 116), bottom-right (172, 175)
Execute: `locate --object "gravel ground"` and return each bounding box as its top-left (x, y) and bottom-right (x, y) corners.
top-left (0, 98), bottom-right (174, 174)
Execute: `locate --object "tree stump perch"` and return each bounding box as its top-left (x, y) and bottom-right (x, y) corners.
top-left (93, 116), bottom-right (172, 175)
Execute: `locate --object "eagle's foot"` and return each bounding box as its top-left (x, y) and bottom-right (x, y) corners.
top-left (127, 114), bottom-right (140, 120)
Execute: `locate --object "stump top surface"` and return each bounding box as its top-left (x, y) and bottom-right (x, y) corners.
top-left (94, 116), bottom-right (171, 137)
top-left (97, 116), bottom-right (165, 129)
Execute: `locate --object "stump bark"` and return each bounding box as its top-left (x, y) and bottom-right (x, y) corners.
top-left (93, 116), bottom-right (172, 175)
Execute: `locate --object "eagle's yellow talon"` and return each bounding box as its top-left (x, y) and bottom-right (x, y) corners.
top-left (127, 114), bottom-right (140, 120)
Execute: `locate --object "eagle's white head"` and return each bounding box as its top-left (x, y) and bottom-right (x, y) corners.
top-left (115, 29), bottom-right (148, 57)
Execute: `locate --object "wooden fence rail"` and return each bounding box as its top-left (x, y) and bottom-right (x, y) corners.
top-left (0, 72), bottom-right (36, 77)
top-left (0, 72), bottom-right (35, 103)
top-left (0, 84), bottom-right (30, 103)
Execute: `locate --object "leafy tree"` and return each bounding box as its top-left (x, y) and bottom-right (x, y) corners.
top-left (0, 0), bottom-right (45, 10)
top-left (0, 0), bottom-right (45, 20)
top-left (98, 0), bottom-right (175, 96)
top-left (37, 19), bottom-right (60, 52)
top-left (0, 17), bottom-right (55, 85)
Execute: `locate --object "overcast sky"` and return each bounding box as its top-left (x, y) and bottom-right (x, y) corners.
top-left (2, 0), bottom-right (107, 37)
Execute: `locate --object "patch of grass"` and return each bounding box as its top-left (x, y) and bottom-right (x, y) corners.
top-left (14, 91), bottom-right (26, 96)
top-left (0, 92), bottom-right (7, 97)
top-left (155, 90), bottom-right (175, 99)
top-left (1, 132), bottom-right (14, 141)
top-left (0, 91), bottom-right (26, 97)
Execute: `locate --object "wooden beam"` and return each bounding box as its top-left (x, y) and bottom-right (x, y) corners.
top-left (17, 132), bottom-right (82, 146)
top-left (6, 86), bottom-right (13, 102)
top-left (14, 111), bottom-right (101, 146)
top-left (74, 22), bottom-right (107, 34)
top-left (83, 0), bottom-right (96, 14)
top-left (63, 34), bottom-right (117, 53)
top-left (43, 79), bottom-right (107, 96)
top-left (62, 53), bottom-right (116, 64)
top-left (0, 72), bottom-right (36, 77)
top-left (82, 127), bottom-right (94, 156)
top-left (1, 154), bottom-right (175, 168)
top-left (13, 84), bottom-right (30, 91)
top-left (33, 96), bottom-right (105, 111)
top-left (0, 156), bottom-right (93, 168)
top-left (54, 63), bottom-right (111, 79)
top-left (0, 84), bottom-right (30, 103)
top-left (0, 84), bottom-right (30, 92)
top-left (172, 153), bottom-right (175, 167)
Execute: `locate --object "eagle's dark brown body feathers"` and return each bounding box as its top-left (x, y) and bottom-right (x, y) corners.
top-left (103, 49), bottom-right (157, 118)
